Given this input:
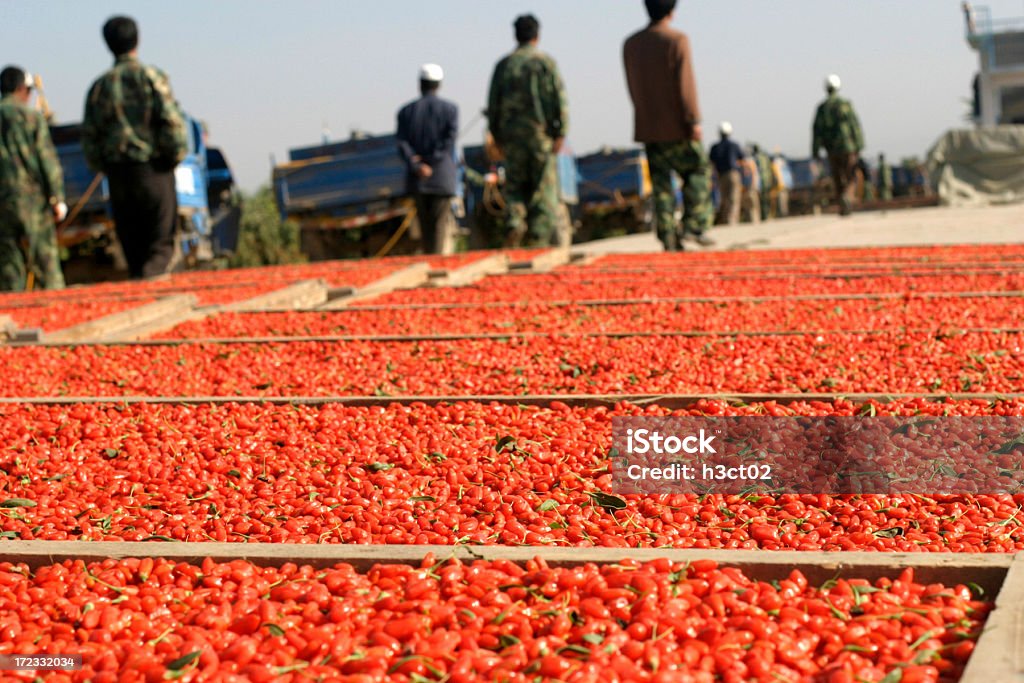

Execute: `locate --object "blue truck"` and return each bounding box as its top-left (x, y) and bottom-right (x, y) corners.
top-left (274, 132), bottom-right (577, 257)
top-left (274, 132), bottom-right (464, 259)
top-left (784, 157), bottom-right (830, 215)
top-left (575, 147), bottom-right (653, 240)
top-left (782, 157), bottom-right (933, 214)
top-left (577, 147), bottom-right (650, 207)
top-left (273, 133), bottom-right (419, 234)
top-left (50, 115), bottom-right (240, 282)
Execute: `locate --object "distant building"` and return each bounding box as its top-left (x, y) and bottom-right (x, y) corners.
top-left (964, 3), bottom-right (1024, 125)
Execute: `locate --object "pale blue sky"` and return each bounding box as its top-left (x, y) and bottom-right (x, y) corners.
top-left (5, 1), bottom-right (1022, 191)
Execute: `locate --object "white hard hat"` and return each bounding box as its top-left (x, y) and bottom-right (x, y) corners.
top-left (419, 63), bottom-right (444, 82)
top-left (826, 74), bottom-right (841, 91)
top-left (719, 121), bottom-right (733, 136)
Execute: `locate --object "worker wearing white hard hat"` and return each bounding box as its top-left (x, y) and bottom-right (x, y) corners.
top-left (396, 63), bottom-right (459, 254)
top-left (812, 72), bottom-right (865, 217)
top-left (419, 63), bottom-right (444, 83)
top-left (708, 121), bottom-right (745, 225)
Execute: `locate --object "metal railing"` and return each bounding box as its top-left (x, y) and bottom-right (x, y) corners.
top-left (966, 5), bottom-right (1024, 70)
top-left (966, 5), bottom-right (1024, 39)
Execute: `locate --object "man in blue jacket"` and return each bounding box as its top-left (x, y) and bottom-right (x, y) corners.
top-left (396, 64), bottom-right (459, 255)
top-left (708, 121), bottom-right (744, 225)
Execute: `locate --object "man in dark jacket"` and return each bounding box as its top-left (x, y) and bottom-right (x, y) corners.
top-left (82, 16), bottom-right (188, 279)
top-left (708, 121), bottom-right (744, 225)
top-left (396, 64), bottom-right (459, 255)
top-left (624, 0), bottom-right (713, 250)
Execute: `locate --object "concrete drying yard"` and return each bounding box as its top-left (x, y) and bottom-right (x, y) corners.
top-left (573, 203), bottom-right (1024, 255)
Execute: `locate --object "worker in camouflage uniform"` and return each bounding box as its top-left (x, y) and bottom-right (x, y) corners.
top-left (82, 16), bottom-right (188, 279)
top-left (486, 14), bottom-right (568, 247)
top-left (812, 73), bottom-right (864, 217)
top-left (877, 153), bottom-right (893, 201)
top-left (752, 144), bottom-right (774, 220)
top-left (740, 154), bottom-right (760, 224)
top-left (624, 0), bottom-right (713, 250)
top-left (0, 66), bottom-right (67, 291)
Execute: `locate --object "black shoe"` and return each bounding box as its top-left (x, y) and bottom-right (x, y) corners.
top-left (659, 235), bottom-right (681, 252)
top-left (685, 232), bottom-right (715, 247)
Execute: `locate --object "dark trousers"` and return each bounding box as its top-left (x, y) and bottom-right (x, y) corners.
top-left (828, 152), bottom-right (859, 216)
top-left (413, 194), bottom-right (454, 255)
top-left (105, 162), bottom-right (179, 279)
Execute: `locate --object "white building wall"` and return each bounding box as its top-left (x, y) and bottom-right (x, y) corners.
top-left (967, 6), bottom-right (1024, 126)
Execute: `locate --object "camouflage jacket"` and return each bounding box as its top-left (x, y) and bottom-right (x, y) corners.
top-left (0, 94), bottom-right (64, 204)
top-left (82, 55), bottom-right (188, 171)
top-left (487, 45), bottom-right (568, 147)
top-left (812, 93), bottom-right (864, 156)
top-left (755, 152), bottom-right (775, 190)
